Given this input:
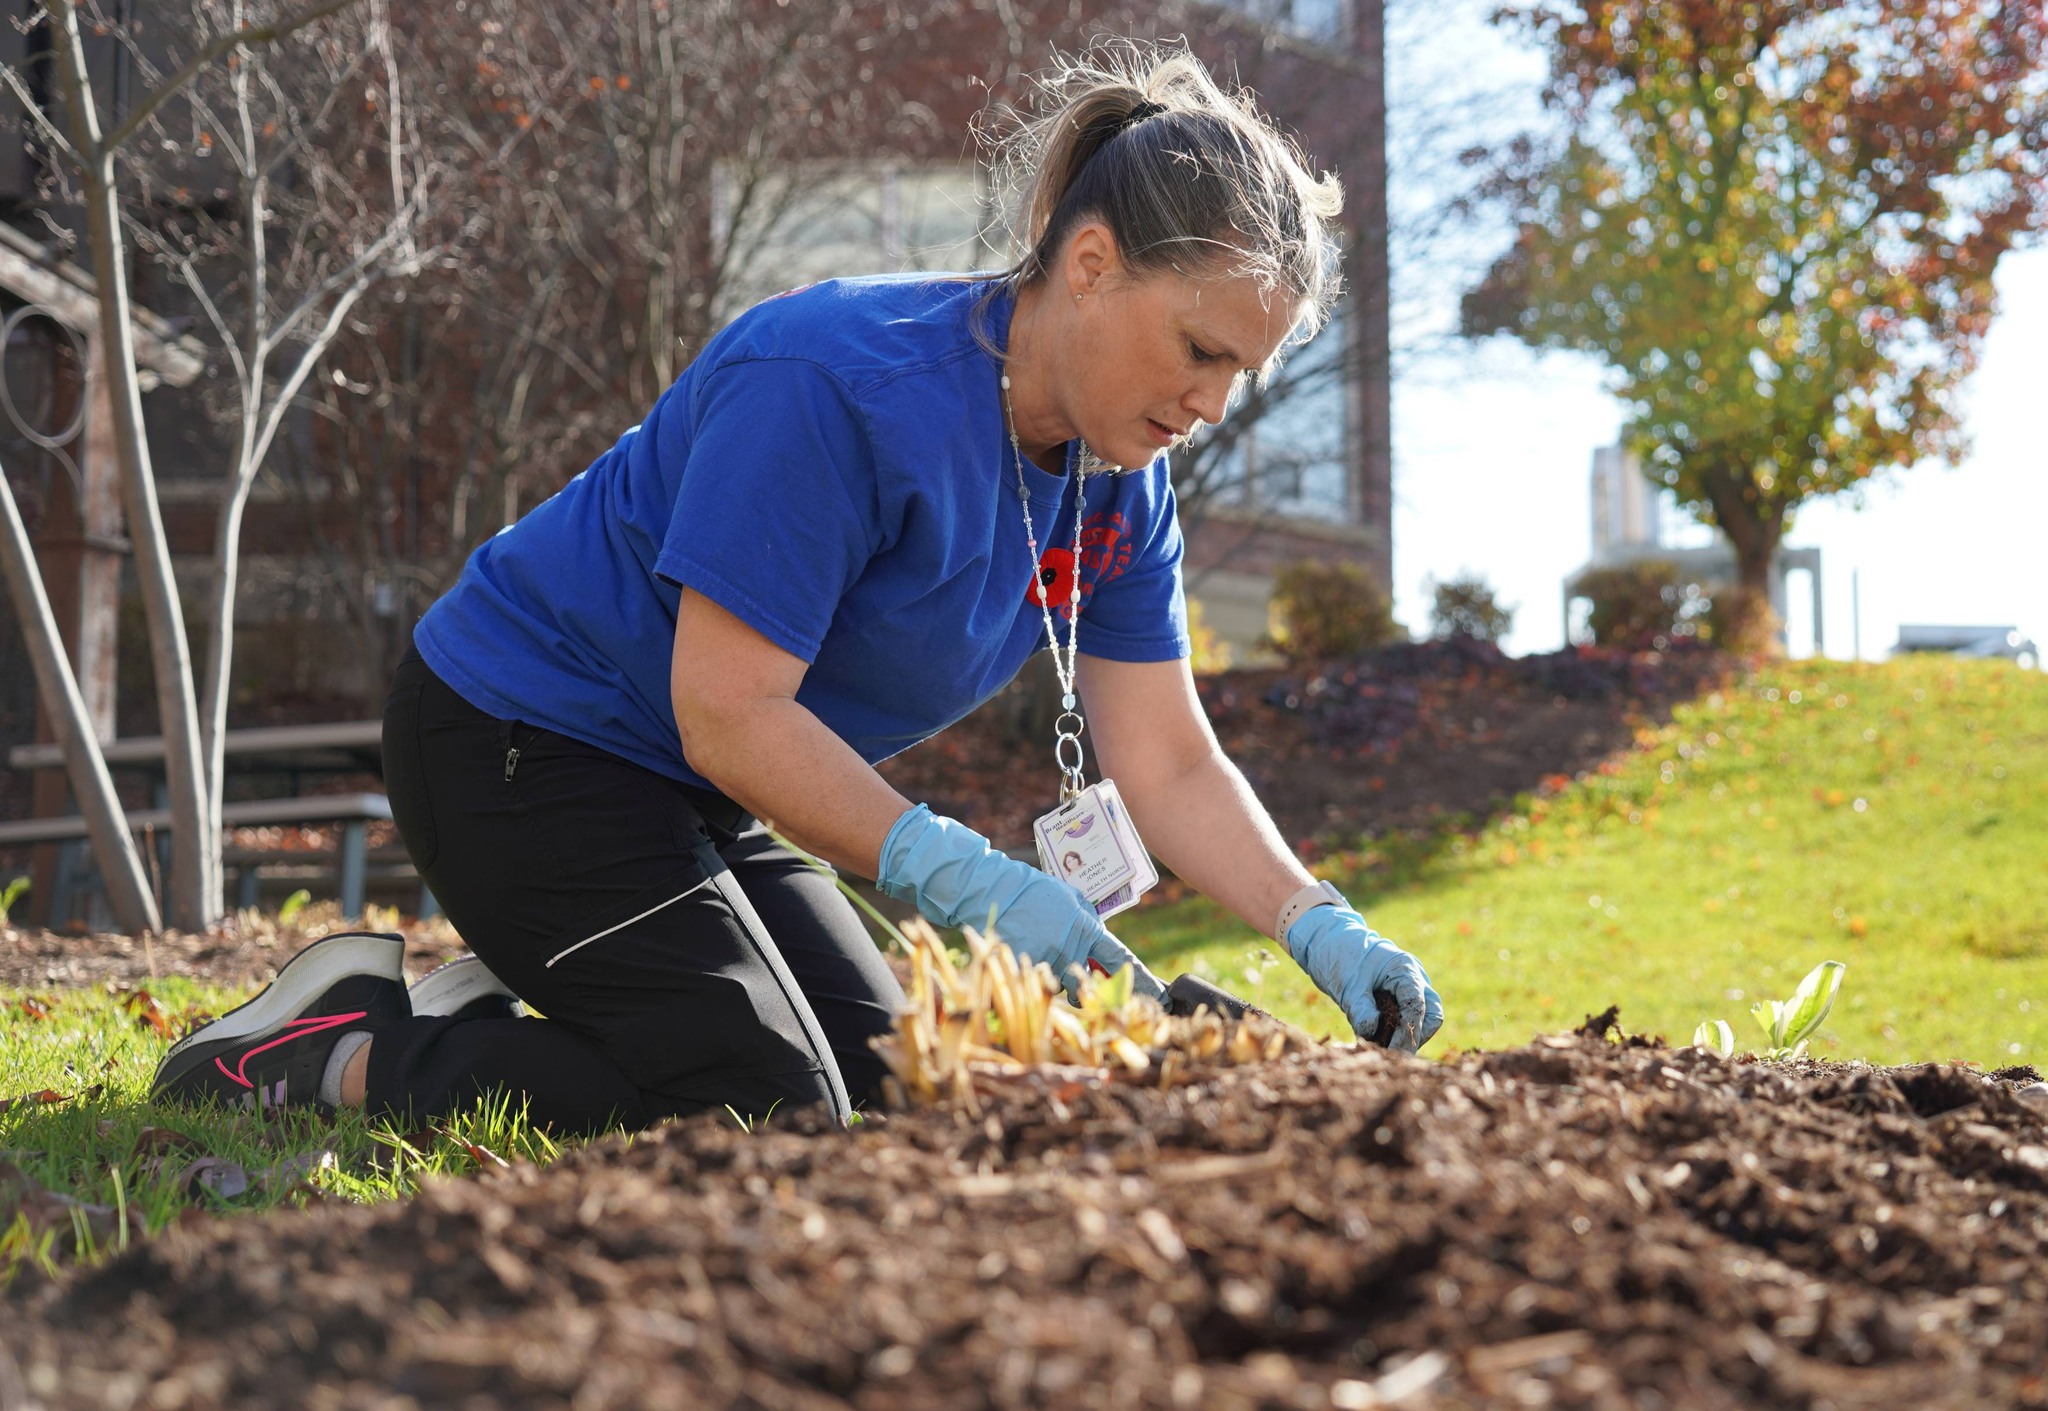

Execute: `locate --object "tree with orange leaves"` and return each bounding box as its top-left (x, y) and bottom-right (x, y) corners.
top-left (1461, 0), bottom-right (2047, 605)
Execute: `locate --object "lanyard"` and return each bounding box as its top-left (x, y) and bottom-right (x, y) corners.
top-left (1000, 372), bottom-right (1090, 800)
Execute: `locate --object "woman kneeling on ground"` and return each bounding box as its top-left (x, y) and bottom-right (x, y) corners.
top-left (151, 45), bottom-right (1444, 1133)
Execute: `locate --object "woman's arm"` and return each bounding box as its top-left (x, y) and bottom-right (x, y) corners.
top-left (671, 588), bottom-right (911, 877)
top-left (1079, 651), bottom-right (1444, 1048)
top-left (1074, 653), bottom-right (1313, 939)
top-left (672, 589), bottom-right (1163, 993)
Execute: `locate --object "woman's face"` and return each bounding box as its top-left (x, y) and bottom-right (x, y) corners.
top-left (1050, 225), bottom-right (1303, 471)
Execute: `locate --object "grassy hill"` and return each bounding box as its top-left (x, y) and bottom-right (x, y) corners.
top-left (1126, 656), bottom-right (2048, 1067)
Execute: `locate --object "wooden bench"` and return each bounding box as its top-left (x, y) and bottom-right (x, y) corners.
top-left (0, 793), bottom-right (426, 922)
top-left (7, 720), bottom-right (383, 778)
top-left (3, 721), bottom-right (436, 924)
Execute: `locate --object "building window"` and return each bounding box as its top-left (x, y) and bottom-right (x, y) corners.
top-left (1197, 301), bottom-right (1352, 522)
top-left (711, 162), bottom-right (993, 320)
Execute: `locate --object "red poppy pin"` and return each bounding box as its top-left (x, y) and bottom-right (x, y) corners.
top-left (1028, 547), bottom-right (1078, 610)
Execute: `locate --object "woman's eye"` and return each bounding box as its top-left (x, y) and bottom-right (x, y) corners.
top-left (1189, 341), bottom-right (1218, 363)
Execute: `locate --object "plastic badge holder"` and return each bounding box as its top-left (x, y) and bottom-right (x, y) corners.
top-left (1033, 779), bottom-right (1157, 920)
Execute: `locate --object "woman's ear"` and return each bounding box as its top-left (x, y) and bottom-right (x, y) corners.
top-left (1060, 220), bottom-right (1123, 300)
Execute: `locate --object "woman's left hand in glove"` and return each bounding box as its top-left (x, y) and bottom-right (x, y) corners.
top-left (1286, 896), bottom-right (1443, 1051)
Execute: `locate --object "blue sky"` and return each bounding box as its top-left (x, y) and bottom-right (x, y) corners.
top-left (1382, 7), bottom-right (2047, 662)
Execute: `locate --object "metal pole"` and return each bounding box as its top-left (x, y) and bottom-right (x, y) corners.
top-left (1852, 569), bottom-right (1861, 661)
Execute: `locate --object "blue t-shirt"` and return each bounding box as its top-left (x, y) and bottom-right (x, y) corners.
top-left (414, 274), bottom-right (1191, 791)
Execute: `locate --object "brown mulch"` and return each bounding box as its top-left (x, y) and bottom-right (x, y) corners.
top-left (0, 924), bottom-right (469, 992)
top-left (880, 642), bottom-right (1736, 853)
top-left (7, 1018), bottom-right (2048, 1410)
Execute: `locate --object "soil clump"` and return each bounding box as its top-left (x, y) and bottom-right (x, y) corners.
top-left (8, 1024), bottom-right (2047, 1410)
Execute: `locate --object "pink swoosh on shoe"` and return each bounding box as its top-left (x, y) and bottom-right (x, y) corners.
top-left (212, 1011), bottom-right (368, 1089)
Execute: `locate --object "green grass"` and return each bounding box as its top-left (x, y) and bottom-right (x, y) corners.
top-left (0, 977), bottom-right (577, 1281)
top-left (1125, 657), bottom-right (2048, 1068)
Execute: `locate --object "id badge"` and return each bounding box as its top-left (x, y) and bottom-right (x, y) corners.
top-left (1034, 779), bottom-right (1157, 920)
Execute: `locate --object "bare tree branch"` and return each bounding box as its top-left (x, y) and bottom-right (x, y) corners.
top-left (99, 0), bottom-right (358, 154)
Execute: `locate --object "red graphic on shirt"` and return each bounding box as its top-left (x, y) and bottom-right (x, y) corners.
top-left (1026, 510), bottom-right (1136, 620)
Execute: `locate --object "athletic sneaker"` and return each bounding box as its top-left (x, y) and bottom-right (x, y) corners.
top-left (150, 931), bottom-right (410, 1116)
top-left (408, 954), bottom-right (525, 1020)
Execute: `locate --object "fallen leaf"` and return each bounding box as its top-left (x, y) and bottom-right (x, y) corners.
top-left (130, 1127), bottom-right (201, 1177)
top-left (436, 1128), bottom-right (510, 1170)
top-left (0, 1157), bottom-right (145, 1256)
top-left (126, 993), bottom-right (174, 1038)
top-left (16, 997), bottom-right (54, 1021)
top-left (0, 1090), bottom-right (68, 1116)
top-left (176, 1156), bottom-right (250, 1201)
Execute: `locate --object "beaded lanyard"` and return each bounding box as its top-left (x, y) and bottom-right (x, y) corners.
top-left (1000, 371), bottom-right (1090, 801)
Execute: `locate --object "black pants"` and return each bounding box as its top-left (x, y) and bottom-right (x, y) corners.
top-left (369, 648), bottom-right (904, 1134)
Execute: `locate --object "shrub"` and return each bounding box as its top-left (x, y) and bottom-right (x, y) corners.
top-left (1184, 596), bottom-right (1232, 674)
top-left (1575, 560), bottom-right (1704, 651)
top-left (1263, 559), bottom-right (1400, 663)
top-left (1429, 574), bottom-right (1515, 644)
top-left (1701, 584), bottom-right (1781, 656)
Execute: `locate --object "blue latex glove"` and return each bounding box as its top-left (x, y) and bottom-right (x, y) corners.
top-left (877, 804), bottom-right (1165, 1001)
top-left (1286, 894), bottom-right (1443, 1051)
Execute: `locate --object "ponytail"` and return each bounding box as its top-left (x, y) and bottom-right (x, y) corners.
top-left (981, 41), bottom-right (1344, 347)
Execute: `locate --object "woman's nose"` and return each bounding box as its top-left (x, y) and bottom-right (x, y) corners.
top-left (1184, 374), bottom-right (1233, 427)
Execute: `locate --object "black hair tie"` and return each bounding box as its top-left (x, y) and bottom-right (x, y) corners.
top-left (1120, 99), bottom-right (1168, 132)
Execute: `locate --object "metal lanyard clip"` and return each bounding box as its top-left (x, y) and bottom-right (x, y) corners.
top-left (1054, 710), bottom-right (1087, 801)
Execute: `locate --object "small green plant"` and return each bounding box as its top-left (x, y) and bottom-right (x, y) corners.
top-left (1693, 960), bottom-right (1846, 1060)
top-left (0, 875), bottom-right (30, 925)
top-left (276, 889), bottom-right (312, 926)
top-left (1752, 960), bottom-right (1846, 1058)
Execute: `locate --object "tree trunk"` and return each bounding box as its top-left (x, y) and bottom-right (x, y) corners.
top-left (1699, 466), bottom-right (1785, 599)
top-left (53, 0), bottom-right (221, 927)
top-left (0, 463), bottom-right (162, 934)
top-left (198, 473), bottom-right (255, 891)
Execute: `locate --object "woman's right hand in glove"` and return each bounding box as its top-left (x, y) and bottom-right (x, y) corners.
top-left (876, 804), bottom-right (1165, 1001)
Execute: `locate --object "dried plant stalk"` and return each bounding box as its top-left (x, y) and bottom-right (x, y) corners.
top-left (870, 918), bottom-right (1311, 1113)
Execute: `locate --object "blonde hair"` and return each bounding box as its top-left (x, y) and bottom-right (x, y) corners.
top-left (984, 41), bottom-right (1345, 341)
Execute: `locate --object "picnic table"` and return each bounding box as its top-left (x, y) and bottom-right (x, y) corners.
top-left (3, 721), bottom-right (433, 923)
